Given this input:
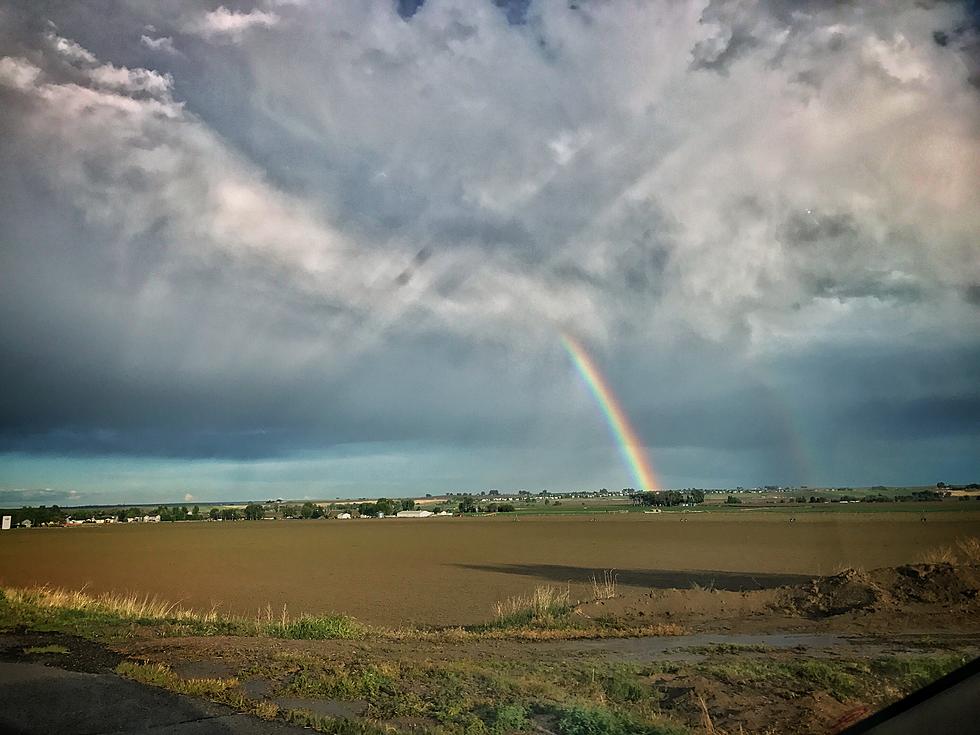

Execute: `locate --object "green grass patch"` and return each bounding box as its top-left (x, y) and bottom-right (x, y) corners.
top-left (696, 653), bottom-right (972, 704)
top-left (279, 663), bottom-right (393, 700)
top-left (677, 642), bottom-right (773, 655)
top-left (552, 704), bottom-right (688, 735)
top-left (265, 614), bottom-right (364, 640)
top-left (698, 658), bottom-right (865, 701)
top-left (871, 654), bottom-right (971, 692)
top-left (23, 644), bottom-right (69, 654)
top-left (281, 709), bottom-right (386, 734)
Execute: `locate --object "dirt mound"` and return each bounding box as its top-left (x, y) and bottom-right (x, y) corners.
top-left (784, 564), bottom-right (980, 618)
top-left (877, 563), bottom-right (980, 605)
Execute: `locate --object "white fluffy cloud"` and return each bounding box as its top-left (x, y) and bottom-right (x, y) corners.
top-left (140, 34), bottom-right (178, 55)
top-left (0, 56), bottom-right (41, 89)
top-left (187, 5), bottom-right (280, 42)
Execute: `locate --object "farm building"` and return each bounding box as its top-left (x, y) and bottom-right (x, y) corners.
top-left (396, 510), bottom-right (432, 518)
top-left (336, 512), bottom-right (352, 519)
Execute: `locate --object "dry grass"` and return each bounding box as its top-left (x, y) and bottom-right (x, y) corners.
top-left (1, 582), bottom-right (681, 642)
top-left (0, 584), bottom-right (361, 639)
top-left (956, 537), bottom-right (980, 564)
top-left (919, 537), bottom-right (980, 566)
top-left (696, 692), bottom-right (717, 735)
top-left (591, 570), bottom-right (618, 600)
top-left (920, 546), bottom-right (957, 565)
top-left (1, 584), bottom-right (222, 622)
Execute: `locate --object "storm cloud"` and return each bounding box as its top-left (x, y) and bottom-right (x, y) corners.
top-left (1, 0), bottom-right (978, 502)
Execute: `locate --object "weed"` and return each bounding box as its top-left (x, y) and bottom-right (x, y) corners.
top-left (600, 668), bottom-right (645, 703)
top-left (591, 571), bottom-right (618, 601)
top-left (490, 703), bottom-right (530, 733)
top-left (491, 586), bottom-right (573, 628)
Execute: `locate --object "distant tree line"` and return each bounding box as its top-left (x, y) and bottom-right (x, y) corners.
top-left (630, 490), bottom-right (705, 507)
top-left (453, 495), bottom-right (516, 513)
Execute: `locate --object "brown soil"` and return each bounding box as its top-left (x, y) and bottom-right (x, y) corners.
top-left (2, 514), bottom-right (978, 626)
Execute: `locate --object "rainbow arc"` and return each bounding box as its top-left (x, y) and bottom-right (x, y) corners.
top-left (561, 333), bottom-right (660, 491)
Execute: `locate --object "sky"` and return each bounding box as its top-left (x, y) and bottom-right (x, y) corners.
top-left (1, 0), bottom-right (978, 505)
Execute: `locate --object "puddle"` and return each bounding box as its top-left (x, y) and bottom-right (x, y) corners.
top-left (273, 697), bottom-right (367, 719)
top-left (242, 677), bottom-right (274, 698)
top-left (564, 633), bottom-right (916, 662)
top-left (173, 660), bottom-right (234, 679)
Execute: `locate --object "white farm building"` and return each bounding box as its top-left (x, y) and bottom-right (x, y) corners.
top-left (395, 510), bottom-right (432, 518)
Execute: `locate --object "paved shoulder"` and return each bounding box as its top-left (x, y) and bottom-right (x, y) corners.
top-left (0, 661), bottom-right (306, 735)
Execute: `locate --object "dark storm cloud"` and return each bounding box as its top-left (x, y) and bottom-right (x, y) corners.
top-left (1, 0), bottom-right (979, 496)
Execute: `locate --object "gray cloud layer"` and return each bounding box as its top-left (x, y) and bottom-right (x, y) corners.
top-left (1, 0), bottom-right (978, 499)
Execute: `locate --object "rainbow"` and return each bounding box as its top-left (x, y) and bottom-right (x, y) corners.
top-left (561, 333), bottom-right (660, 491)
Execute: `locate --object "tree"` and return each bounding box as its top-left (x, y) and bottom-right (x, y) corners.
top-left (209, 507), bottom-right (220, 520)
top-left (296, 502), bottom-right (324, 519)
top-left (458, 495), bottom-right (476, 513)
top-left (400, 498), bottom-right (416, 511)
top-left (192, 505), bottom-right (200, 518)
top-left (244, 503), bottom-right (264, 520)
top-left (497, 503), bottom-right (516, 512)
top-left (725, 495), bottom-right (741, 505)
top-left (689, 489), bottom-right (705, 505)
top-left (375, 498), bottom-right (394, 516)
top-left (358, 503), bottom-right (378, 517)
top-left (221, 508), bottom-right (241, 521)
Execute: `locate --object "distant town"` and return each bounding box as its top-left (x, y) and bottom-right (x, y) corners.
top-left (2, 482), bottom-right (978, 530)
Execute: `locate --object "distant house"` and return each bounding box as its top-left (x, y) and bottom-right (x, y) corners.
top-left (396, 510), bottom-right (432, 518)
top-left (20, 519), bottom-right (32, 528)
top-left (142, 515), bottom-right (161, 523)
top-left (336, 512), bottom-right (352, 519)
